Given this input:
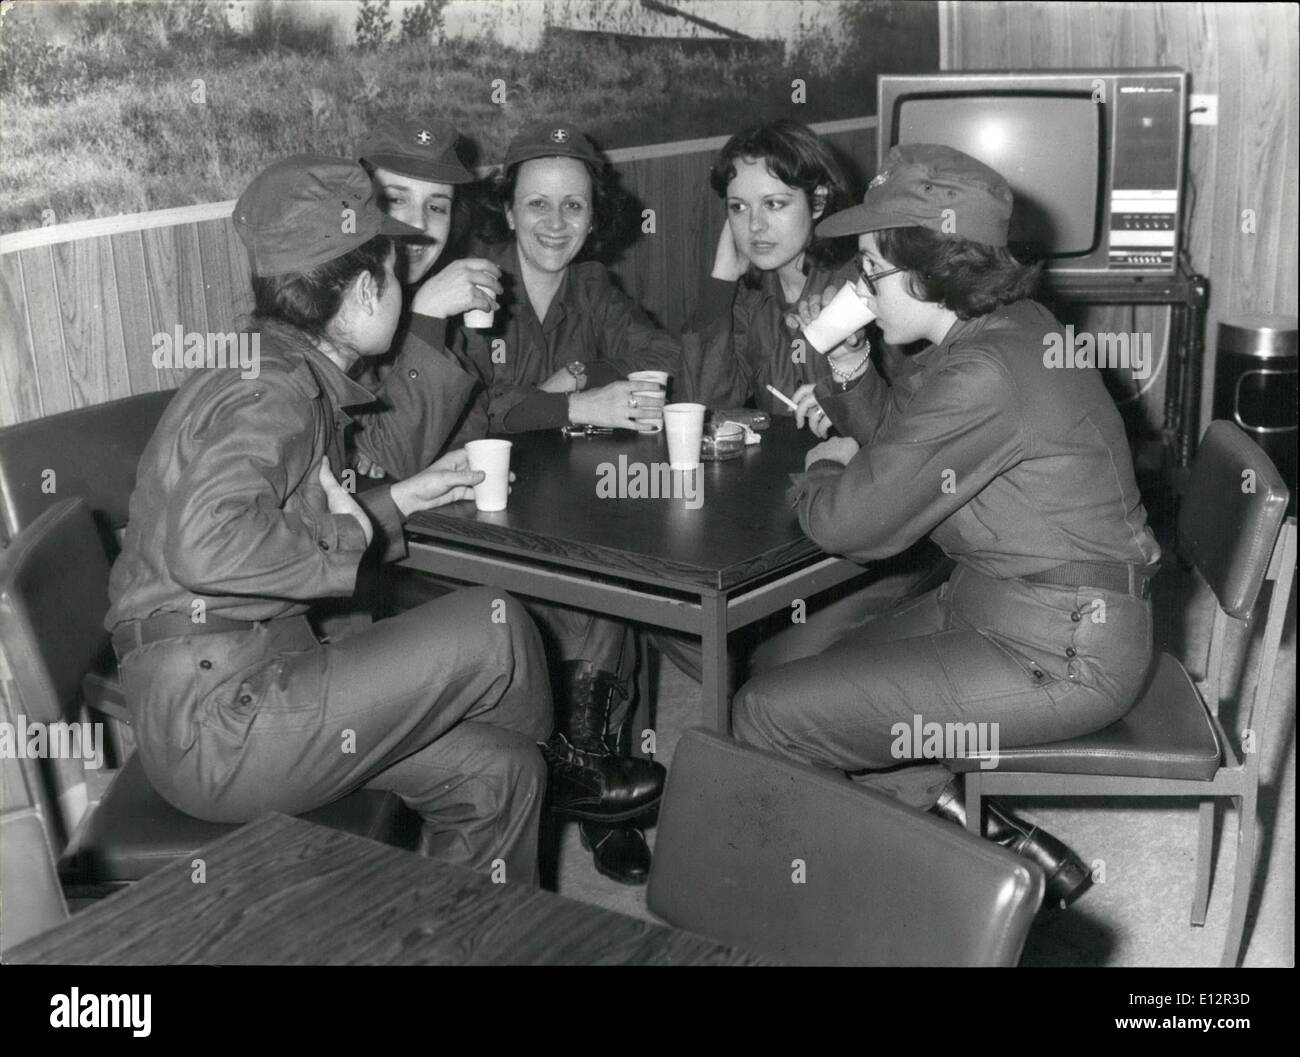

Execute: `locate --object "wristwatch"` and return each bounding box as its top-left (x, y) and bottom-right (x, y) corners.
top-left (565, 360), bottom-right (588, 392)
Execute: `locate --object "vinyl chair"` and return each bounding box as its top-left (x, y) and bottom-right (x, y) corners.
top-left (647, 728), bottom-right (1044, 966)
top-left (950, 421), bottom-right (1295, 967)
top-left (0, 498), bottom-right (420, 888)
top-left (0, 390), bottom-right (178, 550)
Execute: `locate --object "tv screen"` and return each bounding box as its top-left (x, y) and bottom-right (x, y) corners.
top-left (894, 95), bottom-right (1101, 257)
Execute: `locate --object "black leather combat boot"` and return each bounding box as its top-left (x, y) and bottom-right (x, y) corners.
top-left (579, 819), bottom-right (651, 885)
top-left (540, 661), bottom-right (665, 824)
top-left (931, 778), bottom-right (1093, 910)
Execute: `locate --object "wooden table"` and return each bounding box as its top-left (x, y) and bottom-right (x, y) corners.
top-left (7, 814), bottom-right (768, 965)
top-left (402, 420), bottom-right (864, 731)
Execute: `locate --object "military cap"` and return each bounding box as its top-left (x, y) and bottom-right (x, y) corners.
top-left (233, 154), bottom-right (425, 277)
top-left (817, 143), bottom-right (1014, 248)
top-left (358, 117), bottom-right (475, 184)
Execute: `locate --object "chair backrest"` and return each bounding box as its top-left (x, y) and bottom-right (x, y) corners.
top-left (1179, 421), bottom-right (1290, 619)
top-left (647, 729), bottom-right (1044, 966)
top-left (0, 389), bottom-right (176, 549)
top-left (0, 498), bottom-right (114, 846)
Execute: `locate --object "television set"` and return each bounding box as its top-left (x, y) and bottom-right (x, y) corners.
top-left (877, 69), bottom-right (1189, 281)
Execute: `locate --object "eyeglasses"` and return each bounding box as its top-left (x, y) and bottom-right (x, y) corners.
top-left (856, 255), bottom-right (903, 296)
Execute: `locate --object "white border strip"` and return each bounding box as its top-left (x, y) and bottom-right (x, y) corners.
top-left (0, 116), bottom-right (877, 256)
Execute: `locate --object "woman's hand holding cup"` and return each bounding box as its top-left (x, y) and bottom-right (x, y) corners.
top-left (787, 282), bottom-right (874, 359)
top-left (569, 380), bottom-right (662, 433)
top-left (410, 258), bottom-right (503, 320)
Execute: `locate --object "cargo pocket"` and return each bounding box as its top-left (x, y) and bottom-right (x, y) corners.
top-left (934, 629), bottom-right (1049, 703)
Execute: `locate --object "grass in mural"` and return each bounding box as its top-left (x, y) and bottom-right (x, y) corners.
top-left (0, 0), bottom-right (937, 233)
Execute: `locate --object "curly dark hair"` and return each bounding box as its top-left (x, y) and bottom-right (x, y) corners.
top-left (874, 227), bottom-right (1041, 320)
top-left (477, 152), bottom-right (632, 262)
top-left (709, 119), bottom-right (858, 280)
top-left (250, 235), bottom-right (392, 338)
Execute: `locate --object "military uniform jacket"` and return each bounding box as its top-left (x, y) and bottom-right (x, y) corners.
top-left (790, 299), bottom-right (1162, 578)
top-left (451, 241), bottom-right (682, 434)
top-left (106, 316), bottom-right (474, 630)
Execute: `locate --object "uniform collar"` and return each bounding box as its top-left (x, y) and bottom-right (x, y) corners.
top-left (493, 240), bottom-right (572, 332)
top-left (259, 318), bottom-right (378, 414)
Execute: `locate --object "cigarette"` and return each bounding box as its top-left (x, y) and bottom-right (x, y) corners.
top-left (765, 384), bottom-right (800, 412)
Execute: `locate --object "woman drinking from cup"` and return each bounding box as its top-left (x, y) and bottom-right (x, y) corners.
top-left (731, 145), bottom-right (1164, 909)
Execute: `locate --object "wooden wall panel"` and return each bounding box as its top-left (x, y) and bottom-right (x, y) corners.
top-left (52, 236), bottom-right (132, 409)
top-left (140, 224), bottom-right (210, 392)
top-left (16, 248), bottom-right (72, 417)
top-left (109, 231), bottom-right (165, 396)
top-left (944, 0), bottom-right (1299, 440)
top-left (0, 254), bottom-right (43, 425)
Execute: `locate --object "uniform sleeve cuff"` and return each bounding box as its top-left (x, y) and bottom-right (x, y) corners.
top-left (405, 313), bottom-right (447, 350)
top-left (502, 391), bottom-right (571, 432)
top-left (355, 486), bottom-right (408, 563)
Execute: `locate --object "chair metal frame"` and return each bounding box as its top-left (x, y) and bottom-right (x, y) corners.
top-left (962, 447), bottom-right (1295, 967)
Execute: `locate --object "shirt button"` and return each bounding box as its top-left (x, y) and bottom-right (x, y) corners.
top-left (1065, 647), bottom-right (1077, 658)
top-left (1032, 669), bottom-right (1045, 680)
top-left (408, 368), bottom-right (419, 379)
top-left (318, 540), bottom-right (330, 551)
top-left (199, 659), bottom-right (213, 670)
top-left (239, 694), bottom-right (252, 705)
top-left (1070, 611), bottom-right (1081, 622)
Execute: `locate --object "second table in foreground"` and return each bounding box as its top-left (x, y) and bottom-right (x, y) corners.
top-left (8, 814), bottom-right (767, 965)
top-left (403, 419), bottom-right (865, 731)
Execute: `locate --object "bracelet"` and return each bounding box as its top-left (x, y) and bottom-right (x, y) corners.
top-left (830, 348), bottom-right (871, 383)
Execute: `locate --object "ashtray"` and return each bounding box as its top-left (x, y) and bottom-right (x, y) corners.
top-left (700, 421), bottom-right (745, 461)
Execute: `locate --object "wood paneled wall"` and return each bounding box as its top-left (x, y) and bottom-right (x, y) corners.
top-left (0, 121), bottom-right (875, 429)
top-left (942, 0), bottom-right (1300, 439)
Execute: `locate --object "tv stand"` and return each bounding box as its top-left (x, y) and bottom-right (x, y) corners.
top-left (1042, 268), bottom-right (1210, 473)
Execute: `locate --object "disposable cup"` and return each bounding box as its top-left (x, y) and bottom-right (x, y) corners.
top-left (464, 439), bottom-right (512, 512)
top-left (632, 389), bottom-right (665, 433)
top-left (628, 370), bottom-right (669, 390)
top-left (464, 285), bottom-right (496, 329)
top-left (663, 403), bottom-right (706, 470)
top-left (802, 283), bottom-right (877, 353)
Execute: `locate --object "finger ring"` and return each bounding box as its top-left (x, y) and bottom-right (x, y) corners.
top-left (629, 397), bottom-right (638, 408)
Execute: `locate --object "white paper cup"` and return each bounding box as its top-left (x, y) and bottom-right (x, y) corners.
top-left (802, 283), bottom-right (877, 353)
top-left (663, 403), bottom-right (706, 470)
top-left (464, 285), bottom-right (495, 330)
top-left (464, 439), bottom-right (512, 512)
top-left (632, 388), bottom-right (665, 433)
top-left (628, 370), bottom-right (669, 390)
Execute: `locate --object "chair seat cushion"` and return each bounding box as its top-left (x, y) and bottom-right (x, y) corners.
top-left (63, 754), bottom-right (420, 883)
top-left (948, 653), bottom-right (1222, 780)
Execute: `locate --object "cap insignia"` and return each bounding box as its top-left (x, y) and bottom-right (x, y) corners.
top-left (550, 129), bottom-right (568, 143)
top-left (416, 129), bottom-right (432, 145)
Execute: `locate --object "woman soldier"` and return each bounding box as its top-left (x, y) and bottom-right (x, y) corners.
top-left (384, 122), bottom-right (679, 885)
top-left (665, 119), bottom-right (949, 683)
top-left (681, 118), bottom-right (862, 414)
top-left (106, 156), bottom-right (552, 883)
top-left (732, 145), bottom-right (1163, 908)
